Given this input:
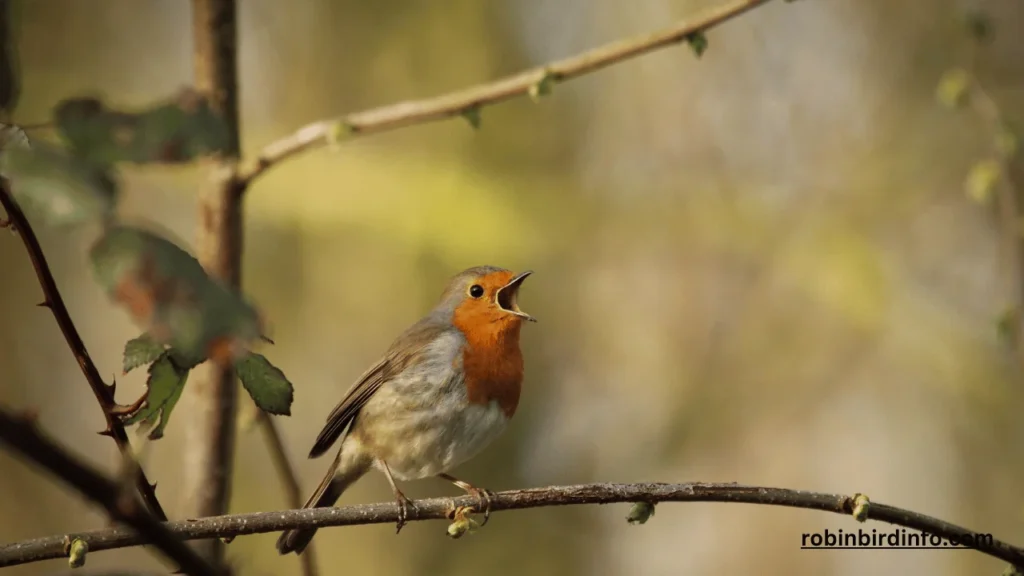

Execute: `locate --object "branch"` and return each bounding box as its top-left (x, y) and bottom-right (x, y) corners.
top-left (255, 413), bottom-right (319, 576)
top-left (236, 0), bottom-right (775, 186)
top-left (0, 180), bottom-right (167, 521)
top-left (0, 409), bottom-right (220, 576)
top-left (3, 481), bottom-right (1023, 569)
top-left (183, 0), bottom-right (243, 564)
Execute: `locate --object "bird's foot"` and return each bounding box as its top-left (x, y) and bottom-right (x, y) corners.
top-left (437, 473), bottom-right (495, 527)
top-left (394, 491), bottom-right (418, 534)
top-left (461, 486), bottom-right (495, 526)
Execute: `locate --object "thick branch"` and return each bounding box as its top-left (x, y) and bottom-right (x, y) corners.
top-left (236, 0), bottom-right (775, 185)
top-left (0, 180), bottom-right (167, 521)
top-left (2, 480), bottom-right (1022, 568)
top-left (0, 409), bottom-right (219, 576)
top-left (184, 0), bottom-right (243, 565)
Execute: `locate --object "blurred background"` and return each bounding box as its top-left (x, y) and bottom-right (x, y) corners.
top-left (2, 0), bottom-right (1024, 574)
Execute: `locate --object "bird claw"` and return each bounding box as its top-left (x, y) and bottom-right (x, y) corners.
top-left (466, 487), bottom-right (495, 526)
top-left (395, 493), bottom-right (417, 534)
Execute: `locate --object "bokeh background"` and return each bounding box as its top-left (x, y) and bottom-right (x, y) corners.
top-left (2, 0), bottom-right (1024, 574)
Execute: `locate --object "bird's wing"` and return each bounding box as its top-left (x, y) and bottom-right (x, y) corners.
top-left (307, 317), bottom-right (448, 459)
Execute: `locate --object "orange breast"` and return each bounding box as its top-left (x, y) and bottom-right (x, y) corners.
top-left (453, 316), bottom-right (524, 419)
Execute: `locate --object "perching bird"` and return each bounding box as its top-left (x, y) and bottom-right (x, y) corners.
top-left (276, 266), bottom-right (534, 555)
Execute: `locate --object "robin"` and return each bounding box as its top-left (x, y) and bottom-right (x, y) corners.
top-left (276, 266), bottom-right (535, 555)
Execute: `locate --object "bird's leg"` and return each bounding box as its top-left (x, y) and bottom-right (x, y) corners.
top-left (438, 473), bottom-right (495, 526)
top-left (380, 460), bottom-right (416, 533)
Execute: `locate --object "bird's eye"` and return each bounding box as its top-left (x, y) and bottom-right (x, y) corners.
top-left (468, 284), bottom-right (485, 298)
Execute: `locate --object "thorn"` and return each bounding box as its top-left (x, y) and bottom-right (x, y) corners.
top-left (0, 217), bottom-right (11, 229)
top-left (222, 535), bottom-right (236, 544)
top-left (36, 300), bottom-right (50, 308)
top-left (150, 482), bottom-right (158, 493)
top-left (97, 428), bottom-right (114, 438)
top-left (259, 334), bottom-right (275, 345)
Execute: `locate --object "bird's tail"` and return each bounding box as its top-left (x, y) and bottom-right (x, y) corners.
top-left (276, 450), bottom-right (370, 555)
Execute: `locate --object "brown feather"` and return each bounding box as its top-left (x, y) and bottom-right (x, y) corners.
top-left (307, 317), bottom-right (449, 459)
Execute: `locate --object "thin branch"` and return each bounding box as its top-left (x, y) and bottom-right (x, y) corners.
top-left (183, 0), bottom-right (243, 565)
top-left (0, 409), bottom-right (220, 576)
top-left (0, 180), bottom-right (167, 521)
top-left (255, 413), bottom-right (319, 576)
top-left (2, 481), bottom-right (1023, 568)
top-left (236, 0), bottom-right (775, 186)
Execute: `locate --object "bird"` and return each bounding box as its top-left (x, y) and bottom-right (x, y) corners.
top-left (276, 265), bottom-right (535, 555)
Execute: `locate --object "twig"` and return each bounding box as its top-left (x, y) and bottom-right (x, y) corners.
top-left (236, 0), bottom-right (776, 186)
top-left (183, 0), bottom-right (243, 565)
top-left (0, 409), bottom-right (220, 576)
top-left (0, 180), bottom-right (167, 521)
top-left (1, 481), bottom-right (1022, 568)
top-left (256, 413), bottom-right (319, 576)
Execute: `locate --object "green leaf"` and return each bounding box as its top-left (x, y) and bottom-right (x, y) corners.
top-left (461, 106), bottom-right (482, 130)
top-left (54, 89), bottom-right (231, 165)
top-left (123, 353), bottom-right (189, 440)
top-left (936, 68), bottom-right (971, 109)
top-left (327, 121), bottom-right (356, 147)
top-left (123, 333), bottom-right (165, 374)
top-left (529, 70), bottom-right (557, 103)
top-left (0, 141), bottom-right (117, 227)
top-left (626, 501), bottom-right (656, 525)
top-left (686, 31), bottom-right (708, 58)
top-left (235, 352), bottom-right (294, 416)
top-left (148, 360), bottom-right (188, 439)
top-left (89, 225), bottom-right (263, 364)
top-left (964, 158), bottom-right (1002, 204)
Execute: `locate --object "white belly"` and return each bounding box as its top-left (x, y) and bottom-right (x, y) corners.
top-left (359, 394), bottom-right (509, 481)
top-left (349, 329), bottom-right (511, 481)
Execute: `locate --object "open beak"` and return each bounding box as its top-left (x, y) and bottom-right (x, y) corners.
top-left (496, 270), bottom-right (536, 322)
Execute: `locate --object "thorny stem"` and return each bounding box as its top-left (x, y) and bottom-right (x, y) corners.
top-left (0, 179), bottom-right (167, 521)
top-left (0, 409), bottom-right (219, 576)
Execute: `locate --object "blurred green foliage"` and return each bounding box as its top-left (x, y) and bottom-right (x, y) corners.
top-left (122, 352), bottom-right (189, 440)
top-left (55, 91), bottom-right (231, 165)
